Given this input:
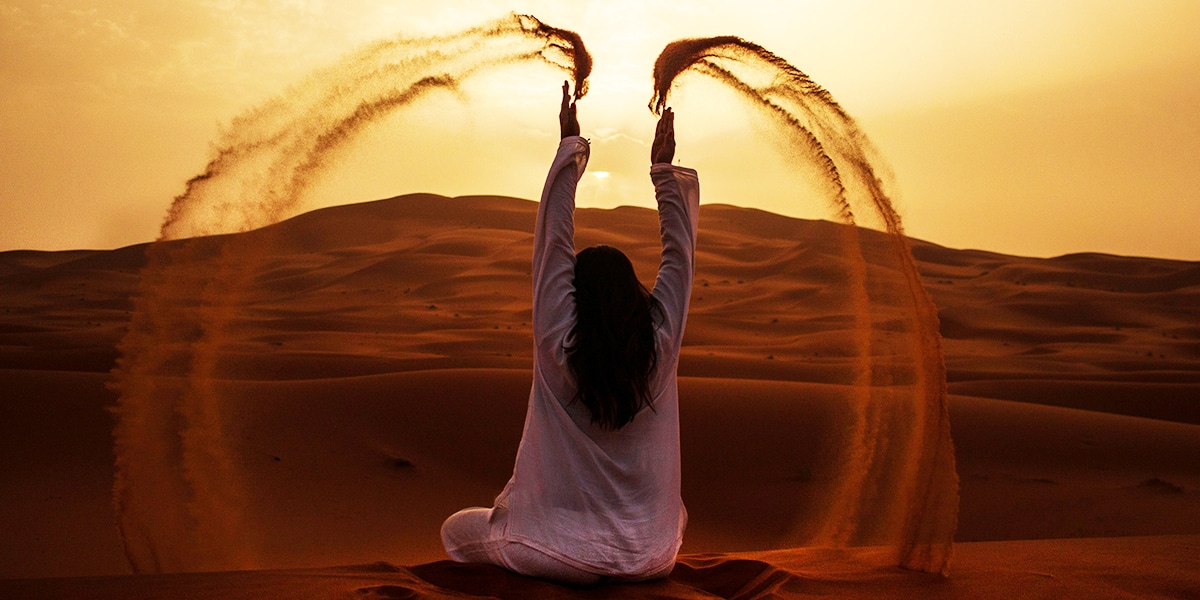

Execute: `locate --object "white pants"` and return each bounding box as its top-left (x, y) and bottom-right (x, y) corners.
top-left (440, 506), bottom-right (676, 586)
top-left (440, 506), bottom-right (604, 586)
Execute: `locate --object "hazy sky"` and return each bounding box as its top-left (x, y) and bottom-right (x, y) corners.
top-left (2, 0), bottom-right (1198, 259)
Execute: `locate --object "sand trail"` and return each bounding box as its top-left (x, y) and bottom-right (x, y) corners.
top-left (108, 16), bottom-right (590, 574)
top-left (652, 37), bottom-right (957, 573)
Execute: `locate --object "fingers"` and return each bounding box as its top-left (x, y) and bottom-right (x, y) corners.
top-left (656, 107), bottom-right (674, 135)
top-left (651, 107), bottom-right (676, 164)
top-left (560, 80), bottom-right (580, 139)
top-left (656, 109), bottom-right (674, 150)
top-left (561, 80), bottom-right (577, 115)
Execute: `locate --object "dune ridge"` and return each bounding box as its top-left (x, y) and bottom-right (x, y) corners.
top-left (3, 194), bottom-right (1194, 400)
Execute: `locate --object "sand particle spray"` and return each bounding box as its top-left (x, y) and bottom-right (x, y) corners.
top-left (110, 21), bottom-right (956, 576)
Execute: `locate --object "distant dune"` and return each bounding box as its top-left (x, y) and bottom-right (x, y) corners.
top-left (1, 194), bottom-right (1197, 597)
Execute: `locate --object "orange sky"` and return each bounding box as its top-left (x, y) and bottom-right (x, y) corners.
top-left (1, 0), bottom-right (1198, 259)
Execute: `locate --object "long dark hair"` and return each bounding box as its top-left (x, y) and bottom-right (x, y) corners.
top-left (566, 245), bottom-right (660, 431)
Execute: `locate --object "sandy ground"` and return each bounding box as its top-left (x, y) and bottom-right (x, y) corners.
top-left (2, 535), bottom-right (1197, 599)
top-left (1, 194), bottom-right (1198, 597)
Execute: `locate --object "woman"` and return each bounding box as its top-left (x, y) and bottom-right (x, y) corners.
top-left (440, 82), bottom-right (700, 585)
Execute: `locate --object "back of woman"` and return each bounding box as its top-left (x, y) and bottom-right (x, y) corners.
top-left (441, 82), bottom-right (699, 585)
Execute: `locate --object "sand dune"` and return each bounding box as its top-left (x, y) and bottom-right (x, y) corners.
top-left (3, 535), bottom-right (1197, 599)
top-left (1, 194), bottom-right (1198, 595)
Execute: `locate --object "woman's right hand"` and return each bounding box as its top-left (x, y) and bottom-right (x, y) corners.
top-left (651, 107), bottom-right (675, 165)
top-left (559, 81), bottom-right (580, 139)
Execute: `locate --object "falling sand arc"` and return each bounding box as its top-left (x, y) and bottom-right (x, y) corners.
top-left (652, 36), bottom-right (959, 575)
top-left (109, 14), bottom-right (590, 574)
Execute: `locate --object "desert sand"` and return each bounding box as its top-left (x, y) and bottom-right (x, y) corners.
top-left (2, 194), bottom-right (1198, 597)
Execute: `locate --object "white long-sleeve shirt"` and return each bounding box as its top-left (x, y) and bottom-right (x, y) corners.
top-left (493, 136), bottom-right (700, 577)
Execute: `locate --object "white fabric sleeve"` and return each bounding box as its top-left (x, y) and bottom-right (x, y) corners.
top-left (532, 136), bottom-right (589, 348)
top-left (649, 163), bottom-right (700, 355)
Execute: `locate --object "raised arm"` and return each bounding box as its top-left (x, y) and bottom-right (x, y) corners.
top-left (649, 108), bottom-right (700, 352)
top-left (532, 83), bottom-right (588, 345)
